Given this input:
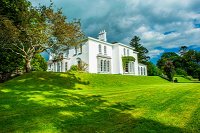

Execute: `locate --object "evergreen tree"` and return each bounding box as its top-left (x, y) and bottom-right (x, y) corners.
top-left (129, 36), bottom-right (149, 64)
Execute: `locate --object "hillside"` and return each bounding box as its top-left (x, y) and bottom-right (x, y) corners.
top-left (0, 72), bottom-right (199, 132)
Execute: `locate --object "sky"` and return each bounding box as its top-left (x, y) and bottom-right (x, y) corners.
top-left (31, 0), bottom-right (200, 64)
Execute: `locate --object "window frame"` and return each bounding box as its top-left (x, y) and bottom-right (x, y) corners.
top-left (74, 46), bottom-right (78, 55)
top-left (124, 48), bottom-right (126, 56)
top-left (100, 60), bottom-right (103, 71)
top-left (99, 44), bottom-right (102, 54)
top-left (104, 46), bottom-right (107, 55)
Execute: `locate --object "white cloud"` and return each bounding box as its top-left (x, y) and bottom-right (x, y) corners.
top-left (148, 49), bottom-right (164, 59)
top-left (30, 0), bottom-right (200, 55)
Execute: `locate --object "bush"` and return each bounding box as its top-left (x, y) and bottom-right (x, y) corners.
top-left (31, 54), bottom-right (47, 71)
top-left (69, 65), bottom-right (78, 71)
top-left (77, 61), bottom-right (88, 71)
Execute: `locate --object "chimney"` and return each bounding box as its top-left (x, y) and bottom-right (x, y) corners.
top-left (98, 30), bottom-right (107, 42)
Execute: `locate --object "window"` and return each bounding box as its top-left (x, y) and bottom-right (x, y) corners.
top-left (65, 49), bottom-right (69, 57)
top-left (129, 62), bottom-right (132, 73)
top-left (141, 67), bottom-right (143, 75)
top-left (138, 67), bottom-right (140, 75)
top-left (98, 59), bottom-right (110, 73)
top-left (65, 62), bottom-right (68, 72)
top-left (100, 60), bottom-right (103, 71)
top-left (127, 49), bottom-right (129, 56)
top-left (104, 46), bottom-right (107, 55)
top-left (144, 67), bottom-right (146, 75)
top-left (54, 63), bottom-right (56, 72)
top-left (124, 48), bottom-right (126, 56)
top-left (74, 46), bottom-right (77, 55)
top-left (132, 62), bottom-right (135, 73)
top-left (99, 44), bottom-right (102, 54)
top-left (104, 60), bottom-right (107, 71)
top-left (107, 61), bottom-right (110, 72)
top-left (57, 62), bottom-right (60, 72)
top-left (125, 62), bottom-right (129, 72)
top-left (60, 62), bottom-right (63, 72)
top-left (79, 44), bottom-right (82, 54)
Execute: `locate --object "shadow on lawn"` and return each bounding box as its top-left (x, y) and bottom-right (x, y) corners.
top-left (0, 72), bottom-right (185, 132)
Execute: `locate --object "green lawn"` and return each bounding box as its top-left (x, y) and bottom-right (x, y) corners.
top-left (0, 72), bottom-right (199, 133)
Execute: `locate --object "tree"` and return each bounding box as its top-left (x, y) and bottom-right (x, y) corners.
top-left (0, 0), bottom-right (85, 73)
top-left (31, 54), bottom-right (47, 71)
top-left (129, 36), bottom-right (149, 64)
top-left (163, 61), bottom-right (175, 81)
top-left (0, 48), bottom-right (24, 82)
top-left (157, 49), bottom-right (200, 80)
top-left (157, 52), bottom-right (179, 69)
top-left (146, 62), bottom-right (161, 76)
top-left (196, 68), bottom-right (200, 81)
top-left (182, 50), bottom-right (200, 78)
top-left (179, 46), bottom-right (188, 56)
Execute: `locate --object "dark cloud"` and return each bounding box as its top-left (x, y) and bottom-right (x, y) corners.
top-left (30, 0), bottom-right (200, 59)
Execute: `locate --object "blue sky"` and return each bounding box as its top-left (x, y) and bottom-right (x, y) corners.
top-left (31, 0), bottom-right (200, 64)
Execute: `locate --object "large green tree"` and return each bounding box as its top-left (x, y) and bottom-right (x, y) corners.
top-left (0, 48), bottom-right (24, 82)
top-left (129, 36), bottom-right (149, 64)
top-left (163, 61), bottom-right (175, 81)
top-left (0, 0), bottom-right (85, 73)
top-left (157, 52), bottom-right (179, 69)
top-left (146, 62), bottom-right (161, 76)
top-left (157, 49), bottom-right (200, 81)
top-left (183, 50), bottom-right (200, 79)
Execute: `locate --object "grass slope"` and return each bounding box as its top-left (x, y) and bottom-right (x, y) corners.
top-left (0, 72), bottom-right (199, 133)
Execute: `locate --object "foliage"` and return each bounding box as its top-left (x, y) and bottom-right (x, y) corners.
top-left (175, 68), bottom-right (187, 76)
top-left (69, 65), bottom-right (78, 71)
top-left (0, 48), bottom-right (23, 82)
top-left (0, 0), bottom-right (85, 73)
top-left (31, 54), bottom-right (47, 71)
top-left (122, 56), bottom-right (135, 71)
top-left (196, 68), bottom-right (200, 81)
top-left (157, 52), bottom-right (179, 69)
top-left (179, 46), bottom-right (188, 56)
top-left (157, 49), bottom-right (200, 80)
top-left (77, 61), bottom-right (88, 71)
top-left (129, 36), bottom-right (149, 64)
top-left (69, 61), bottom-right (88, 72)
top-left (163, 61), bottom-right (175, 81)
top-left (0, 72), bottom-right (199, 132)
top-left (146, 62), bottom-right (161, 76)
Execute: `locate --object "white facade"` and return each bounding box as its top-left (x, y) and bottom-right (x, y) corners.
top-left (48, 31), bottom-right (147, 76)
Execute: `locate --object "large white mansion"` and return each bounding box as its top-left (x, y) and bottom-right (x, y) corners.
top-left (48, 31), bottom-right (147, 76)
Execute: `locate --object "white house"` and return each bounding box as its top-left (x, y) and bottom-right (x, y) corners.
top-left (47, 30), bottom-right (147, 76)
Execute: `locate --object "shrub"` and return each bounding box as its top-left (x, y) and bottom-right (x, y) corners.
top-left (78, 61), bottom-right (88, 71)
top-left (69, 65), bottom-right (78, 71)
top-left (31, 54), bottom-right (47, 71)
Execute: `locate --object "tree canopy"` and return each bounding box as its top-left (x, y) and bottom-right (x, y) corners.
top-left (129, 36), bottom-right (149, 64)
top-left (157, 47), bottom-right (200, 81)
top-left (0, 0), bottom-right (85, 73)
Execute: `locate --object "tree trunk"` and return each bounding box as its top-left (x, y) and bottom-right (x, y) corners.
top-left (25, 59), bottom-right (31, 73)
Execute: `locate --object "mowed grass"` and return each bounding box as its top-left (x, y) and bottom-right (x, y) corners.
top-left (0, 72), bottom-right (199, 133)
